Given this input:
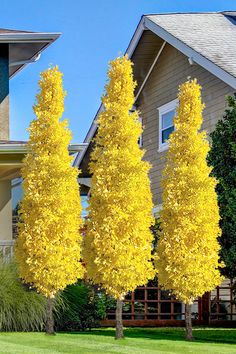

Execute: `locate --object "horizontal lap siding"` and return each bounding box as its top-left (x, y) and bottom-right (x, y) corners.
top-left (137, 44), bottom-right (234, 206)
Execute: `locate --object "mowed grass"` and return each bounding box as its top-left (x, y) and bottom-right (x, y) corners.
top-left (0, 328), bottom-right (236, 354)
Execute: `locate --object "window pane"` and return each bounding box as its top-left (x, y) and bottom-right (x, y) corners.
top-left (162, 109), bottom-right (175, 129)
top-left (162, 126), bottom-right (174, 143)
top-left (81, 195), bottom-right (88, 218)
top-left (134, 289), bottom-right (145, 300)
top-left (12, 181), bottom-right (23, 211)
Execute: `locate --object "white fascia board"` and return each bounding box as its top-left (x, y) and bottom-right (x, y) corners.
top-left (78, 177), bottom-right (91, 188)
top-left (126, 16), bottom-right (146, 58)
top-left (153, 204), bottom-right (162, 216)
top-left (68, 143), bottom-right (88, 153)
top-left (74, 18), bottom-right (146, 168)
top-left (0, 143), bottom-right (86, 154)
top-left (74, 104), bottom-right (104, 167)
top-left (0, 33), bottom-right (61, 43)
top-left (11, 177), bottom-right (23, 188)
top-left (0, 144), bottom-right (27, 154)
top-left (145, 17), bottom-right (236, 89)
top-left (84, 104), bottom-right (104, 143)
top-left (73, 122), bottom-right (97, 167)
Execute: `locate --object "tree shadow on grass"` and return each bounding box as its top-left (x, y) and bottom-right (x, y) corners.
top-left (64, 327), bottom-right (236, 345)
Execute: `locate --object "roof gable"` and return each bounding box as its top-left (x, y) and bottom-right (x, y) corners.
top-left (146, 13), bottom-right (236, 87)
top-left (75, 11), bottom-right (236, 167)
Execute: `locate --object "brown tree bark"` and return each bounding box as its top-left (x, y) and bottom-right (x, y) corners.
top-left (185, 303), bottom-right (193, 340)
top-left (45, 297), bottom-right (55, 335)
top-left (115, 298), bottom-right (124, 339)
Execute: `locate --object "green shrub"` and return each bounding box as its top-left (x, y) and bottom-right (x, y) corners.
top-left (55, 281), bottom-right (107, 331)
top-left (0, 261), bottom-right (47, 331)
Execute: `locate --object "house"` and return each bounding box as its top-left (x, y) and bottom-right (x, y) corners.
top-left (75, 12), bottom-right (236, 326)
top-left (0, 28), bottom-right (86, 259)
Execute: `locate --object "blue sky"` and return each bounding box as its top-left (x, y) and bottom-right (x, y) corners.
top-left (5, 0), bottom-right (236, 142)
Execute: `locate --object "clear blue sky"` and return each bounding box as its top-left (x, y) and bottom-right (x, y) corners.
top-left (5, 0), bottom-right (236, 142)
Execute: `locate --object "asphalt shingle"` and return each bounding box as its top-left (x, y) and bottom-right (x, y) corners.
top-left (147, 12), bottom-right (236, 78)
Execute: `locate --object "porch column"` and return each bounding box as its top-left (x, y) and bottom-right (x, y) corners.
top-left (0, 180), bottom-right (12, 240)
top-left (0, 45), bottom-right (11, 242)
top-left (0, 44), bottom-right (9, 140)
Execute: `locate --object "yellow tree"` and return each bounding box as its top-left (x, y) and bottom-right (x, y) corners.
top-left (155, 79), bottom-right (223, 340)
top-left (15, 66), bottom-right (84, 334)
top-left (83, 56), bottom-right (154, 339)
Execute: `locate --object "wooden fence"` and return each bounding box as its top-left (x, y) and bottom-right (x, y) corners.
top-left (102, 279), bottom-right (236, 327)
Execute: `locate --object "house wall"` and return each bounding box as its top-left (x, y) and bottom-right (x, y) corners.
top-left (137, 43), bottom-right (235, 206)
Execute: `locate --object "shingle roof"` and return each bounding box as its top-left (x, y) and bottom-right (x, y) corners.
top-left (146, 12), bottom-right (236, 79)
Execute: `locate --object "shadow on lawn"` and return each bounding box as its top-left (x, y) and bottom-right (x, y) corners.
top-left (65, 327), bottom-right (236, 345)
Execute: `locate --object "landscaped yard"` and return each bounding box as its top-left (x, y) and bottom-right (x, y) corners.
top-left (0, 328), bottom-right (235, 354)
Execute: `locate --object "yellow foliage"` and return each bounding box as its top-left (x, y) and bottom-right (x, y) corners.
top-left (83, 56), bottom-right (155, 299)
top-left (155, 79), bottom-right (223, 304)
top-left (15, 66), bottom-right (84, 298)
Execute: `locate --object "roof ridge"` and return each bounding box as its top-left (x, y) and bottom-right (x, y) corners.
top-left (145, 11), bottom-right (235, 16)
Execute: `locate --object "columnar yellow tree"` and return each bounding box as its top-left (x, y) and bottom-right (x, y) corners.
top-left (83, 55), bottom-right (154, 339)
top-left (15, 66), bottom-right (84, 334)
top-left (155, 79), bottom-right (223, 340)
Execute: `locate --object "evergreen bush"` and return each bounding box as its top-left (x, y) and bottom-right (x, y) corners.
top-left (55, 281), bottom-right (107, 331)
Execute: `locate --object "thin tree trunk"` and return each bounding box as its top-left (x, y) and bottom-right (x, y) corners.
top-left (45, 297), bottom-right (55, 335)
top-left (115, 298), bottom-right (124, 339)
top-left (185, 303), bottom-right (193, 340)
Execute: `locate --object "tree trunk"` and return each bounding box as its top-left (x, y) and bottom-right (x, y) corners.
top-left (115, 298), bottom-right (124, 339)
top-left (185, 303), bottom-right (193, 340)
top-left (45, 297), bottom-right (55, 335)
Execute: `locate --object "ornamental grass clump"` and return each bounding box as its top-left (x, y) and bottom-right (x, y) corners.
top-left (0, 261), bottom-right (46, 331)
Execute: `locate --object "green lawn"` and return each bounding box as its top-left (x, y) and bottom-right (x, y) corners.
top-left (0, 328), bottom-right (235, 354)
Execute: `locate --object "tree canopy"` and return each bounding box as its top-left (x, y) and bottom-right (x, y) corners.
top-left (208, 94), bottom-right (236, 279)
top-left (15, 66), bottom-right (84, 298)
top-left (83, 55), bottom-right (154, 300)
top-left (155, 79), bottom-right (223, 305)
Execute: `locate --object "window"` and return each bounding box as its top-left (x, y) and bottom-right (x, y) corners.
top-left (138, 117), bottom-right (143, 147)
top-left (81, 194), bottom-right (89, 219)
top-left (158, 99), bottom-right (178, 151)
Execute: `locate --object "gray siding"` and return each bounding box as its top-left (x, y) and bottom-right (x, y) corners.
top-left (137, 43), bottom-right (234, 206)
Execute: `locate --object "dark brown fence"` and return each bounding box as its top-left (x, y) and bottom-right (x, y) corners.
top-left (102, 279), bottom-right (236, 327)
top-left (210, 279), bottom-right (236, 326)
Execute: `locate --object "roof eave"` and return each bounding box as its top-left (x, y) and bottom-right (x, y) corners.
top-left (145, 16), bottom-right (236, 90)
top-left (8, 32), bottom-right (61, 79)
top-left (0, 32), bottom-right (61, 43)
top-left (0, 142), bottom-right (87, 154)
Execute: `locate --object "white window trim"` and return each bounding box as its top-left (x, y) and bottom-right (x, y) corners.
top-left (138, 116), bottom-right (143, 147)
top-left (153, 204), bottom-right (162, 217)
top-left (158, 98), bottom-right (178, 152)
